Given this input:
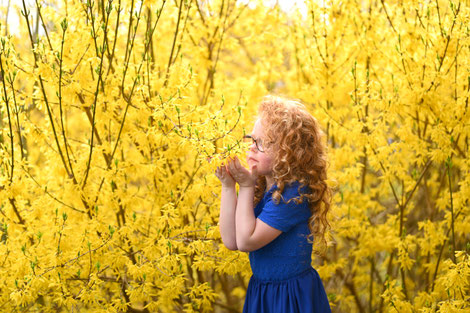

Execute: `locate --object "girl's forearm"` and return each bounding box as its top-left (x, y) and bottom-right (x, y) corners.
top-left (235, 186), bottom-right (256, 251)
top-left (219, 186), bottom-right (238, 250)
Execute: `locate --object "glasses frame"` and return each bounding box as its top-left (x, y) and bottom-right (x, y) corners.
top-left (243, 135), bottom-right (266, 153)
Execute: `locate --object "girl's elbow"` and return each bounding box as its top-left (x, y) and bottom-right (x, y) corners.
top-left (222, 241), bottom-right (239, 251)
top-left (237, 241), bottom-right (255, 252)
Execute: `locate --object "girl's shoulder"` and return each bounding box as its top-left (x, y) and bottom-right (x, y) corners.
top-left (258, 181), bottom-right (311, 232)
top-left (271, 181), bottom-right (310, 202)
top-left (283, 180), bottom-right (310, 193)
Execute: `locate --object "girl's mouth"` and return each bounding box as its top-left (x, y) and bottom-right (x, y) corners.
top-left (247, 157), bottom-right (257, 163)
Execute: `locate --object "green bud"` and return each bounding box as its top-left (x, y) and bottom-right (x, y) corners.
top-left (60, 18), bottom-right (68, 31)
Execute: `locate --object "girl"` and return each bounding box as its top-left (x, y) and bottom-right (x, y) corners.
top-left (215, 95), bottom-right (332, 312)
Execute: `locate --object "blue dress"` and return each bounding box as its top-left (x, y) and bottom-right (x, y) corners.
top-left (242, 181), bottom-right (331, 313)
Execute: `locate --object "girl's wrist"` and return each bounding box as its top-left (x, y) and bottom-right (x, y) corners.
top-left (222, 184), bottom-right (236, 190)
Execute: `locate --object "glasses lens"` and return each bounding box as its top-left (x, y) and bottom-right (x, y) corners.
top-left (243, 135), bottom-right (265, 152)
top-left (242, 135), bottom-right (253, 148)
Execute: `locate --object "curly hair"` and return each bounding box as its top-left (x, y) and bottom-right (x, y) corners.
top-left (253, 95), bottom-right (333, 252)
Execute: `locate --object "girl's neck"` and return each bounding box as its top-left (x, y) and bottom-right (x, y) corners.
top-left (265, 175), bottom-right (275, 192)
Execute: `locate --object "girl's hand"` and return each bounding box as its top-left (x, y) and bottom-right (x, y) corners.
top-left (215, 163), bottom-right (236, 188)
top-left (227, 156), bottom-right (258, 187)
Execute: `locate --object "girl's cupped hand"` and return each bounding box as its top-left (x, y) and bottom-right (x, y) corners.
top-left (215, 162), bottom-right (236, 188)
top-left (226, 156), bottom-right (258, 188)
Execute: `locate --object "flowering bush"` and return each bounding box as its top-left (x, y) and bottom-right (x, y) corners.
top-left (0, 0), bottom-right (468, 312)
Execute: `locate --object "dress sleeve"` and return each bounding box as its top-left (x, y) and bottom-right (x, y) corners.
top-left (257, 183), bottom-right (311, 232)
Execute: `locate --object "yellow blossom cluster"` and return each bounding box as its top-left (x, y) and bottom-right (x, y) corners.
top-left (0, 0), bottom-right (469, 312)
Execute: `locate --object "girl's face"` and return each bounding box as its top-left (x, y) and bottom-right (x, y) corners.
top-left (246, 119), bottom-right (274, 177)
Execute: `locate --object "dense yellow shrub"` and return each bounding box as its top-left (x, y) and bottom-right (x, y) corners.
top-left (0, 0), bottom-right (469, 312)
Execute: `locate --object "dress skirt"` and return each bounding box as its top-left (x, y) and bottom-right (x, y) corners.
top-left (242, 267), bottom-right (331, 313)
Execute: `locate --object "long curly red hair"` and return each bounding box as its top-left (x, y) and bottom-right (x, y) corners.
top-left (253, 95), bottom-right (333, 252)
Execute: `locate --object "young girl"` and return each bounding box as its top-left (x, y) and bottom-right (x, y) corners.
top-left (215, 95), bottom-right (332, 312)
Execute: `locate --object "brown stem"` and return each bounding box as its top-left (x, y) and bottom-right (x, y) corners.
top-left (201, 0), bottom-right (229, 106)
top-left (380, 0), bottom-right (397, 34)
top-left (344, 273), bottom-right (366, 313)
top-left (9, 198), bottom-right (25, 225)
top-left (58, 19), bottom-right (76, 181)
top-left (35, 0), bottom-right (53, 51)
top-left (21, 0), bottom-right (75, 182)
top-left (0, 53), bottom-right (15, 181)
top-left (7, 71), bottom-right (26, 160)
top-left (106, 0), bottom-right (121, 78)
top-left (369, 257), bottom-right (374, 313)
top-left (446, 157), bottom-right (456, 263)
top-left (164, 0), bottom-right (184, 87)
top-left (21, 0), bottom-right (38, 65)
top-left (431, 207), bottom-right (464, 292)
top-left (120, 0), bottom-right (144, 94)
top-left (4, 0), bottom-right (10, 36)
top-left (39, 77), bottom-right (72, 178)
top-left (82, 2), bottom-right (112, 188)
top-left (430, 204), bottom-right (465, 292)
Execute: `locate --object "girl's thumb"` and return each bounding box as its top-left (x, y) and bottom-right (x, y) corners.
top-left (251, 165), bottom-right (258, 177)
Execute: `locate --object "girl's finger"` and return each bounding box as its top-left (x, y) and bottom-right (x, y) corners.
top-left (232, 156), bottom-right (239, 170)
top-left (231, 164), bottom-right (238, 175)
top-left (235, 156), bottom-right (241, 168)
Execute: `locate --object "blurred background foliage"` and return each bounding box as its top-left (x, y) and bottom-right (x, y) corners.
top-left (0, 0), bottom-right (469, 312)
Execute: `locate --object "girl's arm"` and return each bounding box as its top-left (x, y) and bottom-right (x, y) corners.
top-left (215, 164), bottom-right (238, 250)
top-left (219, 185), bottom-right (238, 250)
top-left (236, 186), bottom-right (281, 252)
top-left (229, 157), bottom-right (282, 252)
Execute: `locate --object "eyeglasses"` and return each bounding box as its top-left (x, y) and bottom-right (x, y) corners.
top-left (243, 135), bottom-right (266, 153)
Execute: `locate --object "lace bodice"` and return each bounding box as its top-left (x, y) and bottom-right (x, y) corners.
top-left (249, 181), bottom-right (313, 281)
